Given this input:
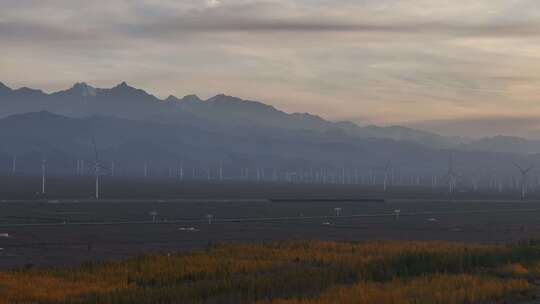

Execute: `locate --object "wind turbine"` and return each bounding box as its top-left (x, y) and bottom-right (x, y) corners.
top-left (78, 159), bottom-right (85, 176)
top-left (471, 176), bottom-right (479, 191)
top-left (178, 160), bottom-right (184, 181)
top-left (76, 159), bottom-right (80, 176)
top-left (11, 154), bottom-right (16, 175)
top-left (383, 162), bottom-right (392, 192)
top-left (149, 211), bottom-right (158, 223)
top-left (446, 155), bottom-right (457, 194)
top-left (219, 162), bottom-right (223, 181)
top-left (144, 161), bottom-right (150, 178)
top-left (334, 207), bottom-right (342, 217)
top-left (431, 175), bottom-right (438, 189)
top-left (394, 209), bottom-right (401, 220)
top-left (41, 157), bottom-right (47, 195)
top-left (110, 160), bottom-right (115, 177)
top-left (91, 136), bottom-right (108, 200)
top-left (513, 162), bottom-right (534, 200)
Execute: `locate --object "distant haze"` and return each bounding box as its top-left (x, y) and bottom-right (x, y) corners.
top-left (2, 1), bottom-right (540, 138)
top-left (406, 116), bottom-right (540, 140)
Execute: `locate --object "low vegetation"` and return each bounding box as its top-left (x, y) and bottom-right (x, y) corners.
top-left (2, 240), bottom-right (540, 303)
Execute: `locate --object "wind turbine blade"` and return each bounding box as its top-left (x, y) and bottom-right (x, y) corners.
top-left (447, 154), bottom-right (455, 174)
top-left (512, 162), bottom-right (525, 172)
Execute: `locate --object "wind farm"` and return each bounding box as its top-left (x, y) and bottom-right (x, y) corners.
top-left (1, 89), bottom-right (540, 275)
top-left (3, 1), bottom-right (540, 301)
top-left (1, 171), bottom-right (540, 270)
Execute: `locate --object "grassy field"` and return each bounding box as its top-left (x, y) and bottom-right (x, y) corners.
top-left (1, 240), bottom-right (540, 303)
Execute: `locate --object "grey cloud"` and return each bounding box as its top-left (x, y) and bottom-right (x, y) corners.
top-left (0, 20), bottom-right (111, 46)
top-left (2, 0), bottom-right (540, 138)
top-left (119, 17), bottom-right (540, 39)
top-left (2, 3), bottom-right (540, 45)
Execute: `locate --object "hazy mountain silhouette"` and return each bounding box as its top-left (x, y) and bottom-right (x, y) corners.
top-left (0, 111), bottom-right (534, 183)
top-left (460, 136), bottom-right (540, 155)
top-left (2, 82), bottom-right (539, 155)
top-left (0, 82), bottom-right (457, 148)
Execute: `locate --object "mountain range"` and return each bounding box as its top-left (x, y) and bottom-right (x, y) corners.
top-left (2, 81), bottom-right (538, 155)
top-left (0, 81), bottom-right (539, 183)
top-left (0, 82), bottom-right (462, 148)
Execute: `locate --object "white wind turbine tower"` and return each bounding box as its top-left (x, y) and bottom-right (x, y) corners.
top-left (92, 136), bottom-right (108, 200)
top-left (41, 157), bottom-right (47, 195)
top-left (513, 162), bottom-right (534, 200)
top-left (471, 176), bottom-right (479, 191)
top-left (11, 154), bottom-right (16, 175)
top-left (144, 161), bottom-right (150, 178)
top-left (446, 156), bottom-right (457, 194)
top-left (178, 160), bottom-right (184, 181)
top-left (76, 159), bottom-right (80, 176)
top-left (383, 162), bottom-right (392, 192)
top-left (219, 162), bottom-right (223, 181)
top-left (77, 159), bottom-right (85, 176)
top-left (110, 160), bottom-right (115, 177)
top-left (149, 211), bottom-right (158, 223)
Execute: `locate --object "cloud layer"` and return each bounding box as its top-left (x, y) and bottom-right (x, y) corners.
top-left (1, 0), bottom-right (540, 137)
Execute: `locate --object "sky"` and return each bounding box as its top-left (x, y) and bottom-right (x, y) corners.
top-left (1, 0), bottom-right (540, 138)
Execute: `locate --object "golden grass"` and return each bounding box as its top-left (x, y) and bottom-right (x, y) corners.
top-left (0, 272), bottom-right (127, 304)
top-left (0, 240), bottom-right (534, 304)
top-left (260, 274), bottom-right (532, 304)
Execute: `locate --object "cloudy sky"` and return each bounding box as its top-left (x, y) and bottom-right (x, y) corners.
top-left (1, 0), bottom-right (540, 138)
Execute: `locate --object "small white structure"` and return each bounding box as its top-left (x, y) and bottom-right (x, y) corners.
top-left (178, 227), bottom-right (199, 232)
top-left (149, 211), bottom-right (158, 223)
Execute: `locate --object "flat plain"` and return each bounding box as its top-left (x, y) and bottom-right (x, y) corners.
top-left (0, 176), bottom-right (540, 269)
